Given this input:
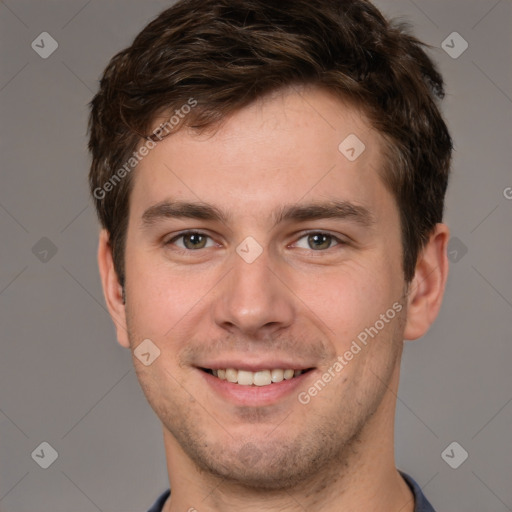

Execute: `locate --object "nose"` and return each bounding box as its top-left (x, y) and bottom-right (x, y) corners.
top-left (212, 247), bottom-right (295, 338)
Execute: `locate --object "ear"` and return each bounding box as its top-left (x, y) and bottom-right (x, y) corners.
top-left (403, 223), bottom-right (450, 341)
top-left (97, 229), bottom-right (130, 348)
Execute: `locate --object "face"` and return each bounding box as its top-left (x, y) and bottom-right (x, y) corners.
top-left (116, 87), bottom-right (410, 488)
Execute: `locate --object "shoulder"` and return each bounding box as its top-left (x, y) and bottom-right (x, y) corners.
top-left (400, 471), bottom-right (437, 512)
top-left (146, 489), bottom-right (171, 512)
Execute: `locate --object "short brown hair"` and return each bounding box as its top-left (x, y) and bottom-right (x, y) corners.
top-left (88, 0), bottom-right (452, 287)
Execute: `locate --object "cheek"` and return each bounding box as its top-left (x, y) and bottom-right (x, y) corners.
top-left (293, 259), bottom-right (400, 344)
top-left (123, 247), bottom-right (197, 340)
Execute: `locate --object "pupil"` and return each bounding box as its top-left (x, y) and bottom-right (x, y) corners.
top-left (309, 233), bottom-right (331, 250)
top-left (185, 233), bottom-right (206, 249)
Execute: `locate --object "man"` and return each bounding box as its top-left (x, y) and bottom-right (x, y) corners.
top-left (88, 0), bottom-right (452, 510)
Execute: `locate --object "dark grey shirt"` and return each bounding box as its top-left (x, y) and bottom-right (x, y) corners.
top-left (147, 471), bottom-right (435, 511)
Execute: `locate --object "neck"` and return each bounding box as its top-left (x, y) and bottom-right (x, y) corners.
top-left (162, 365), bottom-right (414, 512)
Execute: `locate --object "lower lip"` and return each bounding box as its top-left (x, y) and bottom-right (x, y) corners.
top-left (199, 369), bottom-right (315, 406)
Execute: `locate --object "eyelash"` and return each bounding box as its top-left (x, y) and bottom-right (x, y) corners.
top-left (164, 230), bottom-right (347, 253)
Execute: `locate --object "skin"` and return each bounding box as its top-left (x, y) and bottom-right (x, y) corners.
top-left (98, 86), bottom-right (449, 511)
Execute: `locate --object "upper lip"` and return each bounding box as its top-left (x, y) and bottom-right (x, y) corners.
top-left (197, 360), bottom-right (316, 372)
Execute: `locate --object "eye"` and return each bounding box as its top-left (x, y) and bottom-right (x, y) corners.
top-left (294, 232), bottom-right (342, 251)
top-left (166, 231), bottom-right (216, 250)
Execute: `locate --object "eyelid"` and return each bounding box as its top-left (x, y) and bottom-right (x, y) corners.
top-left (163, 229), bottom-right (348, 251)
top-left (289, 230), bottom-right (349, 247)
top-left (164, 230), bottom-right (218, 249)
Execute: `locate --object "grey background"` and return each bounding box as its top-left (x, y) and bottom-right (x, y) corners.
top-left (0, 1), bottom-right (511, 511)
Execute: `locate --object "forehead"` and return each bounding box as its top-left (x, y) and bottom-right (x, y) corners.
top-left (130, 86), bottom-right (395, 226)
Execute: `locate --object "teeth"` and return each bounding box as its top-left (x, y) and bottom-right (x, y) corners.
top-left (284, 369), bottom-right (295, 380)
top-left (271, 369), bottom-right (284, 382)
top-left (237, 370), bottom-right (254, 386)
top-left (212, 368), bottom-right (305, 386)
top-left (253, 370), bottom-right (271, 386)
top-left (226, 368), bottom-right (238, 383)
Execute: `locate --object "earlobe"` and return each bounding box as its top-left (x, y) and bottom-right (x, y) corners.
top-left (97, 229), bottom-right (130, 348)
top-left (403, 223), bottom-right (450, 341)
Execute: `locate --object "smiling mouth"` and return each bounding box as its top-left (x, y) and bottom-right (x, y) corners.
top-left (200, 367), bottom-right (314, 386)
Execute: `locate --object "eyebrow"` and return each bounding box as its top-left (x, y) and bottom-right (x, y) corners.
top-left (272, 200), bottom-right (375, 228)
top-left (141, 201), bottom-right (227, 226)
top-left (140, 199), bottom-right (375, 229)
